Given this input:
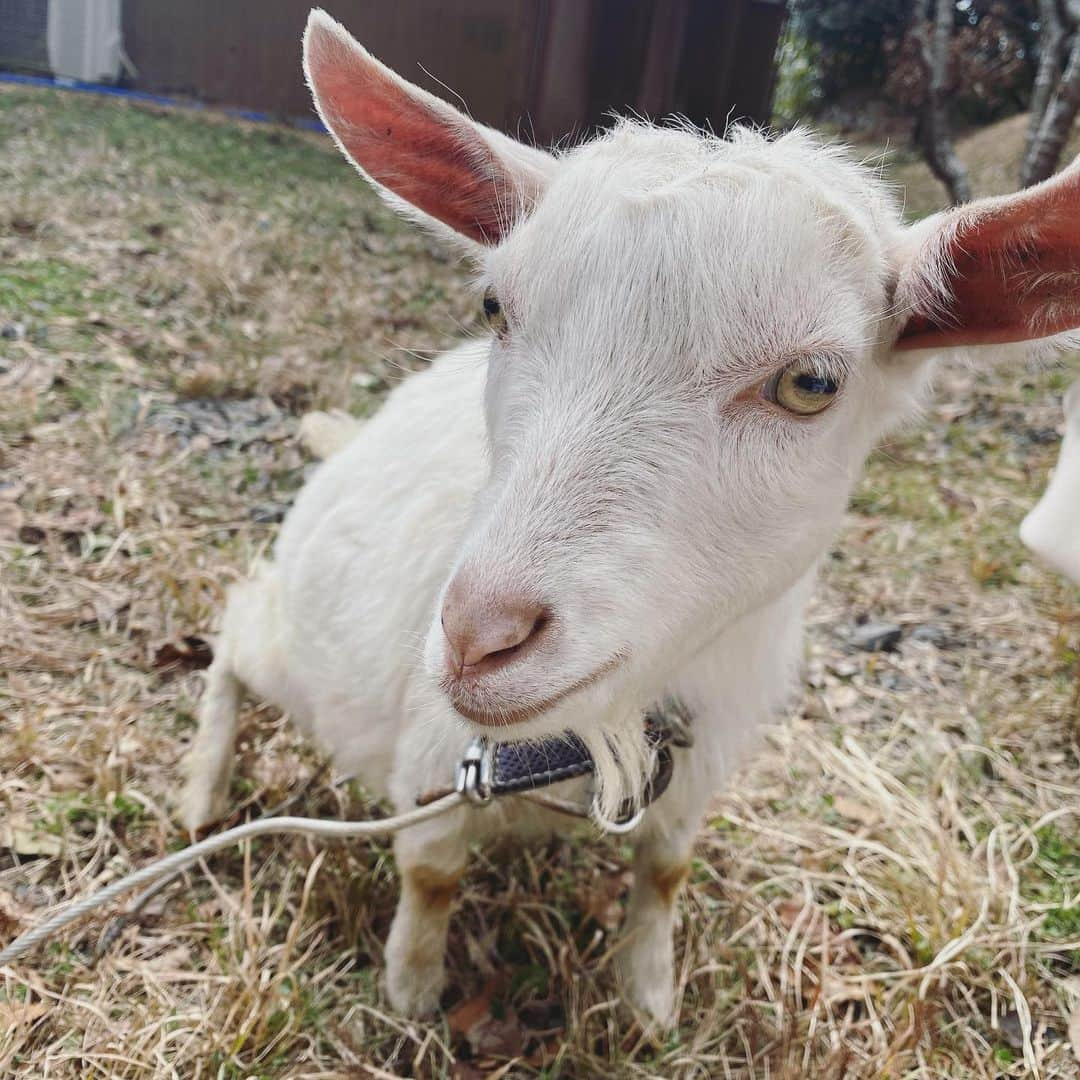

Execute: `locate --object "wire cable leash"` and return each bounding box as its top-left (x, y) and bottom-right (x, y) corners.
top-left (0, 704), bottom-right (692, 969)
top-left (0, 793), bottom-right (464, 968)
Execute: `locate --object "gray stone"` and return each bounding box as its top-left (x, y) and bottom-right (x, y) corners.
top-left (850, 621), bottom-right (902, 652)
top-left (910, 624), bottom-right (949, 647)
top-left (249, 503), bottom-right (286, 524)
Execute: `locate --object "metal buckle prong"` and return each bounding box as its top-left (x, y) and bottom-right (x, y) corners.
top-left (455, 735), bottom-right (494, 805)
top-left (585, 773), bottom-right (647, 835)
top-left (590, 793), bottom-right (645, 834)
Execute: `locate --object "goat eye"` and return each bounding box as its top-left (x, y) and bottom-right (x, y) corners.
top-left (482, 287), bottom-right (508, 339)
top-left (767, 363), bottom-right (840, 416)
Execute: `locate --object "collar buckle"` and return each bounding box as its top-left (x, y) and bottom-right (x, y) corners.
top-left (454, 735), bottom-right (494, 805)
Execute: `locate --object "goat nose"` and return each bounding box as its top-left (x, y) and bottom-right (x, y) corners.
top-left (441, 584), bottom-right (548, 675)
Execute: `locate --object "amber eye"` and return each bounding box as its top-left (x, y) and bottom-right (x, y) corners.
top-left (482, 287), bottom-right (509, 339)
top-left (765, 362), bottom-right (841, 416)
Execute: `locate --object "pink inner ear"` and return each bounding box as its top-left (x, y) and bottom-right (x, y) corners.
top-left (897, 168), bottom-right (1080, 351)
top-left (307, 24), bottom-right (511, 244)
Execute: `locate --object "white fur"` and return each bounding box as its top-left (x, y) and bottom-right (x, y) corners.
top-left (1021, 379), bottom-right (1080, 583)
top-left (180, 9), bottom-right (1080, 1024)
top-left (296, 408), bottom-right (364, 460)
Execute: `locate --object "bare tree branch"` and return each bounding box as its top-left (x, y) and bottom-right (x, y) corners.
top-left (1023, 26), bottom-right (1080, 185)
top-left (913, 0), bottom-right (971, 204)
top-left (1061, 0), bottom-right (1080, 28)
top-left (1025, 0), bottom-right (1067, 172)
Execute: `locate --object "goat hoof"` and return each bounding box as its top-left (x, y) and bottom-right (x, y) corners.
top-left (176, 776), bottom-right (229, 833)
top-left (384, 963), bottom-right (445, 1018)
top-left (619, 954), bottom-right (676, 1028)
top-left (624, 981), bottom-right (676, 1029)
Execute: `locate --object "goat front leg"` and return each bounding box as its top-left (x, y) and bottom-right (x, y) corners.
top-left (618, 819), bottom-right (696, 1026)
top-left (617, 739), bottom-right (719, 1027)
top-left (384, 809), bottom-right (470, 1017)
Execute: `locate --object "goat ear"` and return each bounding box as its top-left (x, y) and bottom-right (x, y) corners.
top-left (303, 8), bottom-right (554, 247)
top-left (895, 161), bottom-right (1080, 352)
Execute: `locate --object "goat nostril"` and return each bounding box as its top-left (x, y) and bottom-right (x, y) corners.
top-left (442, 594), bottom-right (550, 675)
top-left (483, 642), bottom-right (522, 664)
top-left (481, 614), bottom-right (546, 663)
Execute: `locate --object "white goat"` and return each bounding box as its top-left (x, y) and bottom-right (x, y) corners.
top-left (181, 8), bottom-right (1080, 1023)
top-left (1021, 379), bottom-right (1080, 583)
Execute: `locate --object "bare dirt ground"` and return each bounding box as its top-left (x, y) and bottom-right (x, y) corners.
top-left (1, 87), bottom-right (1078, 1079)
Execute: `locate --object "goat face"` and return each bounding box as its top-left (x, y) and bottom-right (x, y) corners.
top-left (429, 133), bottom-right (915, 731)
top-left (305, 10), bottom-right (1080, 741)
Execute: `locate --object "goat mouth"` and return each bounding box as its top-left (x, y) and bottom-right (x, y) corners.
top-left (443, 657), bottom-right (624, 728)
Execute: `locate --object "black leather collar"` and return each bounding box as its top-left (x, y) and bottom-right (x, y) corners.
top-left (429, 697), bottom-right (694, 822)
top-left (483, 699), bottom-right (691, 803)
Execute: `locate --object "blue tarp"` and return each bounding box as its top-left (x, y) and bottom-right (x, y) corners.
top-left (0, 70), bottom-right (326, 131)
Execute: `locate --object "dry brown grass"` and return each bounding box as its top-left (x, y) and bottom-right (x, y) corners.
top-left (1, 87), bottom-right (1078, 1078)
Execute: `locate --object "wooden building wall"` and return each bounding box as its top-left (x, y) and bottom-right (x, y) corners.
top-left (120, 0), bottom-right (786, 141)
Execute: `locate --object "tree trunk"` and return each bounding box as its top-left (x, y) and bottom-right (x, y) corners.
top-left (913, 0), bottom-right (971, 204)
top-left (1024, 0), bottom-right (1067, 172)
top-left (1023, 16), bottom-right (1080, 185)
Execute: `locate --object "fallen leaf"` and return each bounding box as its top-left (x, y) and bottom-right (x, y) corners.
top-left (467, 1009), bottom-right (522, 1059)
top-left (141, 944), bottom-right (192, 972)
top-left (0, 501), bottom-right (24, 538)
top-left (827, 658), bottom-right (860, 679)
top-left (447, 981), bottom-right (523, 1059)
top-left (517, 996), bottom-right (564, 1035)
top-left (0, 818), bottom-right (63, 857)
top-left (775, 900), bottom-right (823, 934)
top-left (999, 1010), bottom-right (1025, 1051)
top-left (450, 1065), bottom-right (488, 1080)
top-left (825, 684), bottom-right (859, 712)
top-left (0, 1002), bottom-right (48, 1028)
top-left (152, 635), bottom-right (213, 671)
top-left (10, 882), bottom-right (53, 908)
top-left (524, 1036), bottom-right (564, 1068)
top-left (580, 869), bottom-right (632, 932)
top-left (78, 590), bottom-right (131, 629)
top-left (0, 892), bottom-right (25, 937)
top-left (938, 483), bottom-right (976, 511)
top-left (935, 402), bottom-right (973, 423)
top-left (833, 795), bottom-right (881, 828)
top-left (448, 986), bottom-right (495, 1038)
top-left (16, 524), bottom-right (46, 546)
top-left (818, 971), bottom-right (867, 1006)
top-left (0, 353), bottom-right (59, 394)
